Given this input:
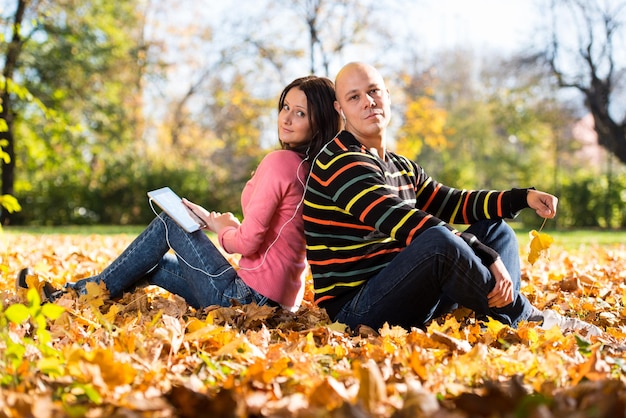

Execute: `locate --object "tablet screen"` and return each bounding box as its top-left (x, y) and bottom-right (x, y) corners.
top-left (147, 187), bottom-right (201, 233)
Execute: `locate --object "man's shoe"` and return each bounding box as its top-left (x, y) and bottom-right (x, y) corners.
top-left (538, 309), bottom-right (602, 337)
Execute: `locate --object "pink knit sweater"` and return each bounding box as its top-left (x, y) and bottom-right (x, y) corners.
top-left (217, 150), bottom-right (308, 310)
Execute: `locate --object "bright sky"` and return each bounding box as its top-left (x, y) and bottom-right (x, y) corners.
top-left (411, 0), bottom-right (540, 54)
top-left (327, 0), bottom-right (546, 79)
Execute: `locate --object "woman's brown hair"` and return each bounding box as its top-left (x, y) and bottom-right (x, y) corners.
top-left (278, 76), bottom-right (341, 161)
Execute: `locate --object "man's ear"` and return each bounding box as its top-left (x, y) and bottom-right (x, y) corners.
top-left (334, 102), bottom-right (345, 119)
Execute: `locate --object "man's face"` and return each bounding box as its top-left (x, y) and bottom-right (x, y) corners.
top-left (334, 64), bottom-right (391, 141)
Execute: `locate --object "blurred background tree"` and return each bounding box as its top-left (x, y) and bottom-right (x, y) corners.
top-left (0, 0), bottom-right (624, 228)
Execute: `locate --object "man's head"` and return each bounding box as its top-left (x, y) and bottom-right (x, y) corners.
top-left (334, 62), bottom-right (391, 144)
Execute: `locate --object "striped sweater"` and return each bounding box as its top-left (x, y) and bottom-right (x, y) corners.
top-left (303, 131), bottom-right (530, 318)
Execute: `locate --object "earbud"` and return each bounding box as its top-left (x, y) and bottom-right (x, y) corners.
top-left (340, 110), bottom-right (345, 119)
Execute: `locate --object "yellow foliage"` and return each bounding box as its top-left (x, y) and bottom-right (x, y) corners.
top-left (396, 96), bottom-right (452, 159)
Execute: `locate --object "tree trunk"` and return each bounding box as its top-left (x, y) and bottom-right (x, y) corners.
top-left (595, 119), bottom-right (626, 166)
top-left (584, 83), bottom-right (626, 166)
top-left (0, 91), bottom-right (15, 198)
top-left (0, 0), bottom-right (26, 224)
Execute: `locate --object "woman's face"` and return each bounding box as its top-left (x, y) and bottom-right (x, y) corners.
top-left (278, 87), bottom-right (313, 148)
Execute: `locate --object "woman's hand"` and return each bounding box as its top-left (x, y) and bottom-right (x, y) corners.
top-left (208, 211), bottom-right (240, 233)
top-left (487, 258), bottom-right (514, 308)
top-left (527, 190), bottom-right (558, 219)
top-left (182, 198), bottom-right (240, 233)
top-left (181, 199), bottom-right (211, 229)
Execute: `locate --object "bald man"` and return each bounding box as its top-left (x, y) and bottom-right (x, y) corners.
top-left (302, 62), bottom-right (601, 336)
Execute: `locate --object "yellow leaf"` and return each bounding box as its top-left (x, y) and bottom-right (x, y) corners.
top-left (4, 303), bottom-right (30, 324)
top-left (528, 229), bottom-right (554, 265)
top-left (379, 323), bottom-right (408, 339)
top-left (516, 324), bottom-right (539, 345)
top-left (67, 347), bottom-right (136, 388)
top-left (355, 359), bottom-right (387, 413)
top-left (103, 304), bottom-right (122, 323)
top-left (19, 273), bottom-right (46, 302)
top-left (41, 302), bottom-right (65, 320)
top-left (184, 323), bottom-right (222, 343)
top-left (261, 356), bottom-right (290, 384)
top-left (0, 194), bottom-right (22, 213)
top-left (427, 315), bottom-right (463, 339)
top-left (79, 280), bottom-right (109, 308)
top-left (37, 356), bottom-right (65, 377)
top-left (326, 321), bottom-right (349, 333)
top-left (214, 334), bottom-right (263, 359)
top-left (186, 317), bottom-right (208, 333)
top-left (309, 377), bottom-right (350, 410)
top-left (484, 317), bottom-right (506, 337)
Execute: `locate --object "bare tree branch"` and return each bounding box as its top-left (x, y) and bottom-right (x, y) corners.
top-left (537, 0), bottom-right (626, 164)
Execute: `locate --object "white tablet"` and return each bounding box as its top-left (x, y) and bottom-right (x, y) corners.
top-left (147, 187), bottom-right (205, 233)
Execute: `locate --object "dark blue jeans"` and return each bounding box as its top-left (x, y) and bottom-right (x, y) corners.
top-left (334, 220), bottom-right (535, 330)
top-left (70, 214), bottom-right (269, 308)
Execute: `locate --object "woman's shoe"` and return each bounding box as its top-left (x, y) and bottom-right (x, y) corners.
top-left (16, 267), bottom-right (31, 289)
top-left (16, 268), bottom-right (65, 302)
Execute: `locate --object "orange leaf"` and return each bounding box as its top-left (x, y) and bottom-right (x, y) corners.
top-left (568, 345), bottom-right (611, 385)
top-left (409, 349), bottom-right (428, 380)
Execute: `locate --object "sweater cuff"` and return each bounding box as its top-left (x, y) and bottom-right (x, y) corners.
top-left (460, 232), bottom-right (499, 266)
top-left (509, 187), bottom-right (534, 215)
top-left (218, 227), bottom-right (237, 254)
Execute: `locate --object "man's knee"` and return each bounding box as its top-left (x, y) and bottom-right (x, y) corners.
top-left (409, 226), bottom-right (470, 260)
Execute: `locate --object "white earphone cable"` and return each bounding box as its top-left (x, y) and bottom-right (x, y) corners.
top-left (147, 133), bottom-right (338, 279)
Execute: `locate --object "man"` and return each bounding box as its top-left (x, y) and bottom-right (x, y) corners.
top-left (303, 62), bottom-right (600, 336)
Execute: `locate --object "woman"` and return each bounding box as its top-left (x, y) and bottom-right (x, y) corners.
top-left (20, 76), bottom-right (340, 311)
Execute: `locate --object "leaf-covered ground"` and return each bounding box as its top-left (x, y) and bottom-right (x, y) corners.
top-left (1, 232), bottom-right (626, 417)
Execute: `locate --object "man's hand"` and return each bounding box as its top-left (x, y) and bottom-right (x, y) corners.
top-left (487, 258), bottom-right (514, 308)
top-left (527, 190), bottom-right (558, 219)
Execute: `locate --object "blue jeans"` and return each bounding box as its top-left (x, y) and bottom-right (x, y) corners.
top-left (334, 220), bottom-right (535, 330)
top-left (70, 214), bottom-right (271, 308)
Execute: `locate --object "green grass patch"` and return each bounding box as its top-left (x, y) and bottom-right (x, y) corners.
top-left (3, 224), bottom-right (624, 251)
top-left (2, 224), bottom-right (146, 235)
top-left (514, 226), bottom-right (626, 250)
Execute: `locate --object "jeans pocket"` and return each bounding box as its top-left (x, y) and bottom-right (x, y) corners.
top-left (223, 276), bottom-right (255, 304)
